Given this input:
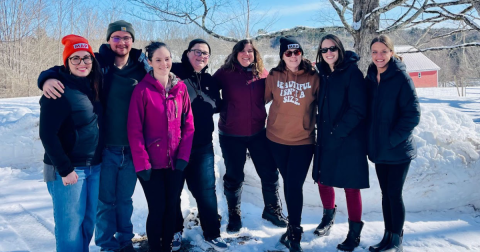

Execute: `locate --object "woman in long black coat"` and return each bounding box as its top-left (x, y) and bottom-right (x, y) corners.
top-left (312, 34), bottom-right (369, 252)
top-left (366, 35), bottom-right (420, 252)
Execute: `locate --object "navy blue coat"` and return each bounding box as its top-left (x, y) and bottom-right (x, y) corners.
top-left (312, 51), bottom-right (369, 189)
top-left (366, 57), bottom-right (421, 164)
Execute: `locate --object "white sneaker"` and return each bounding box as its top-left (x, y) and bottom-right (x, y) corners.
top-left (172, 231), bottom-right (182, 251)
top-left (205, 237), bottom-right (228, 251)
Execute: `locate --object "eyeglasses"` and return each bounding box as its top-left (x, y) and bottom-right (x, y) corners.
top-left (190, 49), bottom-right (210, 58)
top-left (320, 46), bottom-right (338, 54)
top-left (110, 36), bottom-right (132, 43)
top-left (284, 49), bottom-right (302, 57)
top-left (69, 55), bottom-right (93, 65)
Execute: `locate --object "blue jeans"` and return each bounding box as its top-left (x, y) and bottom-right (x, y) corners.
top-left (95, 147), bottom-right (137, 251)
top-left (47, 164), bottom-right (101, 252)
top-left (175, 143), bottom-right (221, 240)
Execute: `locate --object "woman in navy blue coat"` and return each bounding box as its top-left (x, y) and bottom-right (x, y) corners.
top-left (312, 34), bottom-right (369, 252)
top-left (366, 35), bottom-right (420, 252)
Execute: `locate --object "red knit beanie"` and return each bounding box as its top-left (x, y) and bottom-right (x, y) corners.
top-left (62, 34), bottom-right (95, 66)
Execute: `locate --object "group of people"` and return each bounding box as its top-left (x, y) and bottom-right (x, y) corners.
top-left (38, 19), bottom-right (420, 252)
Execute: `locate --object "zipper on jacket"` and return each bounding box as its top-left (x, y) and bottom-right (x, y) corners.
top-left (174, 100), bottom-right (178, 118)
top-left (371, 77), bottom-right (381, 161)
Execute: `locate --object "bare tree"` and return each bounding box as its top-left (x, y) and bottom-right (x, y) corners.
top-left (127, 0), bottom-right (480, 71)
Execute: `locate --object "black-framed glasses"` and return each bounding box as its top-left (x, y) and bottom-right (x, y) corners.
top-left (284, 49), bottom-right (302, 57)
top-left (69, 55), bottom-right (93, 65)
top-left (320, 46), bottom-right (338, 54)
top-left (190, 49), bottom-right (210, 58)
top-left (111, 36), bottom-right (132, 43)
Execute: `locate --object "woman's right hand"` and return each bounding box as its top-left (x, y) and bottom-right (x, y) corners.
top-left (62, 171), bottom-right (78, 186)
top-left (43, 79), bottom-right (65, 99)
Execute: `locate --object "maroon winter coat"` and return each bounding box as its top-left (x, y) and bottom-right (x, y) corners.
top-left (213, 64), bottom-right (269, 136)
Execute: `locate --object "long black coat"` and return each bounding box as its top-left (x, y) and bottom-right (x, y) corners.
top-left (312, 51), bottom-right (369, 189)
top-left (366, 57), bottom-right (421, 164)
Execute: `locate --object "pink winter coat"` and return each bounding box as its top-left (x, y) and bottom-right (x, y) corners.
top-left (127, 72), bottom-right (194, 172)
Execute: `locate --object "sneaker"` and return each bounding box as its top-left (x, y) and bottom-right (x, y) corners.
top-left (262, 204), bottom-right (288, 227)
top-left (205, 237), bottom-right (228, 251)
top-left (172, 231), bottom-right (182, 251)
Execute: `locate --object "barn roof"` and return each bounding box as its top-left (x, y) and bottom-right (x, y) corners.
top-left (395, 45), bottom-right (441, 72)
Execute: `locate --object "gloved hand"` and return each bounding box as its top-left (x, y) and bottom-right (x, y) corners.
top-left (137, 169), bottom-right (152, 181)
top-left (175, 159), bottom-right (188, 172)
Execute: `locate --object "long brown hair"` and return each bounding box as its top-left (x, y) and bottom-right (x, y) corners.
top-left (316, 34), bottom-right (346, 70)
top-left (370, 34), bottom-right (403, 61)
top-left (221, 39), bottom-right (265, 77)
top-left (65, 53), bottom-right (102, 101)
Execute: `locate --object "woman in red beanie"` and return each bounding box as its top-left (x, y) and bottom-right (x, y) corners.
top-left (39, 34), bottom-right (103, 252)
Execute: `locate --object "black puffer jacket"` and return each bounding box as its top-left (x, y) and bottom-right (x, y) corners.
top-left (39, 67), bottom-right (103, 177)
top-left (172, 51), bottom-right (222, 148)
top-left (365, 57), bottom-right (421, 164)
top-left (312, 51), bottom-right (369, 189)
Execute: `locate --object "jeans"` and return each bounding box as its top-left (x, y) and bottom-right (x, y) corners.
top-left (47, 164), bottom-right (101, 252)
top-left (219, 130), bottom-right (281, 210)
top-left (175, 143), bottom-right (221, 240)
top-left (95, 146), bottom-right (137, 251)
top-left (268, 140), bottom-right (314, 227)
top-left (140, 169), bottom-right (184, 251)
top-left (375, 161), bottom-right (411, 234)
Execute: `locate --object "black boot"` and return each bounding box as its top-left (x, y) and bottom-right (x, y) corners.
top-left (262, 204), bottom-right (288, 227)
top-left (337, 219), bottom-right (364, 252)
top-left (380, 231), bottom-right (403, 252)
top-left (226, 208), bottom-right (242, 233)
top-left (313, 205), bottom-right (336, 237)
top-left (279, 224), bottom-right (303, 252)
top-left (369, 230), bottom-right (392, 252)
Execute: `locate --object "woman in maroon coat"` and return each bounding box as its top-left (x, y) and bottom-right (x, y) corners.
top-left (213, 39), bottom-right (287, 232)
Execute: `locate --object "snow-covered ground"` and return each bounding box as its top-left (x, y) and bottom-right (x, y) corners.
top-left (0, 88), bottom-right (479, 252)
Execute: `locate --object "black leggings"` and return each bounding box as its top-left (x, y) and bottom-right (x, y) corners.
top-left (375, 161), bottom-right (410, 235)
top-left (268, 140), bottom-right (314, 227)
top-left (139, 169), bottom-right (184, 252)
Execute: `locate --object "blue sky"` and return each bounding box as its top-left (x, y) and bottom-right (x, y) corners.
top-left (251, 0), bottom-right (327, 31)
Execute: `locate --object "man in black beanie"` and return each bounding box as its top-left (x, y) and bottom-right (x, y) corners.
top-left (37, 20), bottom-right (150, 252)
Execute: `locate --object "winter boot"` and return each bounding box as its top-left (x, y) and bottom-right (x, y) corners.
top-left (379, 231), bottom-right (403, 252)
top-left (280, 224), bottom-right (303, 252)
top-left (369, 230), bottom-right (392, 252)
top-left (226, 208), bottom-right (242, 233)
top-left (262, 204), bottom-right (288, 227)
top-left (313, 205), bottom-right (336, 237)
top-left (337, 219), bottom-right (364, 252)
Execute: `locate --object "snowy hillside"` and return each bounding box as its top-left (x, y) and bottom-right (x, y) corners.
top-left (0, 88), bottom-right (479, 251)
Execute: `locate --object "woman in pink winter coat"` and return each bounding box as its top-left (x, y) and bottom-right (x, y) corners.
top-left (127, 41), bottom-right (194, 252)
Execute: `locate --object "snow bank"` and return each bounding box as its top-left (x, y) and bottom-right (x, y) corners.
top-left (0, 97), bottom-right (479, 213)
top-left (0, 97), bottom-right (43, 169)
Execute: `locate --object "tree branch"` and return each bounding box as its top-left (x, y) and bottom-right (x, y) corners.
top-left (403, 43), bottom-right (480, 53)
top-left (328, 0), bottom-right (354, 34)
top-left (379, 0), bottom-right (429, 33)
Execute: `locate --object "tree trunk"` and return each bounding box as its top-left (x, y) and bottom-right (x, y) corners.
top-left (353, 0), bottom-right (379, 74)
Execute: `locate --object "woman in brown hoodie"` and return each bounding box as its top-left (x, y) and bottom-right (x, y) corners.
top-left (265, 37), bottom-right (319, 252)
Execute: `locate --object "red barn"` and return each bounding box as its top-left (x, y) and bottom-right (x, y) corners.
top-left (396, 46), bottom-right (441, 88)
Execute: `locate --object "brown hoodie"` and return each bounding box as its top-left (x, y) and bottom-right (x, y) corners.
top-left (265, 69), bottom-right (320, 145)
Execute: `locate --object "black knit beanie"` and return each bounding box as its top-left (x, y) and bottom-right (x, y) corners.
top-left (106, 20), bottom-right (135, 42)
top-left (279, 37), bottom-right (303, 58)
top-left (187, 38), bottom-right (211, 54)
